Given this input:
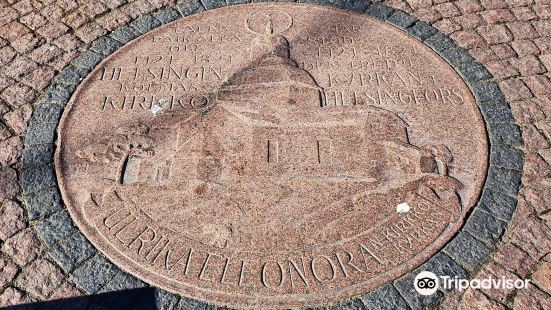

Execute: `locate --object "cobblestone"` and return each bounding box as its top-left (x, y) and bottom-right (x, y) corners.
top-left (35, 211), bottom-right (78, 247)
top-left (494, 243), bottom-right (536, 277)
top-left (70, 254), bottom-right (119, 294)
top-left (23, 187), bottom-right (62, 220)
top-left (478, 189), bottom-right (518, 221)
top-left (444, 231), bottom-right (491, 271)
top-left (481, 101), bottom-right (516, 123)
top-left (0, 0), bottom-right (549, 308)
top-left (490, 145), bottom-right (524, 170)
top-left (487, 166), bottom-right (522, 195)
top-left (2, 228), bottom-right (43, 266)
top-left (155, 289), bottom-right (181, 310)
top-left (0, 287), bottom-right (31, 307)
top-left (478, 263), bottom-right (520, 303)
top-left (0, 254), bottom-right (19, 290)
top-left (1, 83), bottom-right (37, 106)
top-left (465, 209), bottom-right (508, 246)
top-left (15, 258), bottom-right (64, 299)
top-left (510, 215), bottom-right (551, 260)
top-left (20, 163), bottom-right (56, 194)
top-left (90, 36), bottom-right (122, 56)
top-left (130, 14), bottom-right (162, 33)
top-left (153, 8), bottom-right (182, 24)
top-left (361, 284), bottom-right (409, 310)
top-left (0, 167), bottom-right (19, 202)
top-left (407, 21), bottom-right (437, 40)
top-left (461, 289), bottom-right (505, 310)
top-left (48, 231), bottom-right (96, 273)
top-left (531, 255), bottom-right (551, 293)
top-left (395, 272), bottom-right (444, 309)
top-left (330, 299), bottom-right (366, 310)
top-left (49, 281), bottom-right (83, 300)
top-left (513, 283), bottom-right (551, 309)
top-left (488, 123), bottom-right (523, 146)
top-left (92, 273), bottom-right (148, 309)
top-left (366, 4), bottom-right (396, 19)
top-left (423, 252), bottom-right (469, 291)
top-left (0, 200), bottom-right (26, 241)
top-left (71, 50), bottom-right (103, 69)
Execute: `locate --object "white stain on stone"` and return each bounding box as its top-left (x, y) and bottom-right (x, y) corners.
top-left (150, 103), bottom-right (164, 115)
top-left (396, 202), bottom-right (410, 213)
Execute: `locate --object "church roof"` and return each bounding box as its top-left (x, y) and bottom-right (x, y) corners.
top-left (222, 56), bottom-right (320, 90)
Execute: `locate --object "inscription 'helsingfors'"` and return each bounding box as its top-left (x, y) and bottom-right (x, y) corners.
top-left (55, 3), bottom-right (488, 308)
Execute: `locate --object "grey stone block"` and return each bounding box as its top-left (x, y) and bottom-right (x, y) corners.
top-left (21, 144), bottom-right (54, 169)
top-left (155, 289), bottom-right (181, 310)
top-left (24, 122), bottom-right (57, 145)
top-left (444, 232), bottom-right (491, 272)
top-left (153, 8), bottom-right (182, 24)
top-left (488, 122), bottom-right (522, 146)
top-left (31, 103), bottom-right (64, 123)
top-left (441, 48), bottom-right (476, 67)
top-left (100, 272), bottom-right (147, 292)
top-left (480, 101), bottom-right (515, 123)
top-left (48, 231), bottom-right (96, 272)
top-left (175, 0), bottom-right (205, 16)
top-left (228, 0), bottom-right (250, 4)
top-left (342, 0), bottom-right (370, 12)
top-left (304, 306), bottom-right (327, 310)
top-left (394, 272), bottom-right (443, 310)
top-left (471, 81), bottom-right (505, 103)
top-left (406, 21), bottom-right (436, 41)
top-left (72, 50), bottom-right (103, 69)
top-left (55, 65), bottom-right (89, 85)
top-left (35, 211), bottom-right (78, 246)
top-left (21, 164), bottom-right (56, 193)
top-left (23, 187), bottom-right (62, 220)
top-left (365, 4), bottom-right (394, 19)
top-left (388, 11), bottom-right (416, 29)
top-left (330, 299), bottom-right (365, 309)
top-left (177, 296), bottom-right (215, 309)
top-left (298, 0), bottom-right (347, 8)
top-left (202, 0), bottom-right (227, 9)
top-left (90, 36), bottom-right (122, 56)
top-left (130, 14), bottom-right (162, 34)
top-left (458, 63), bottom-right (492, 82)
top-left (92, 272), bottom-right (149, 309)
top-left (70, 254), bottom-right (119, 293)
top-left (361, 284), bottom-right (410, 310)
top-left (109, 26), bottom-right (141, 44)
top-left (490, 146), bottom-right (523, 170)
top-left (423, 252), bottom-right (468, 291)
top-left (425, 32), bottom-right (457, 53)
top-left (486, 166), bottom-right (522, 195)
top-left (478, 189), bottom-right (517, 221)
top-left (465, 209), bottom-right (507, 246)
top-left (43, 83), bottom-right (75, 103)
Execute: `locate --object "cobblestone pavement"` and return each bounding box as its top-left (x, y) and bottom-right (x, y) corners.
top-left (0, 0), bottom-right (550, 309)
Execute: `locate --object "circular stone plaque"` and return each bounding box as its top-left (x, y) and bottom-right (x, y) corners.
top-left (56, 3), bottom-right (488, 308)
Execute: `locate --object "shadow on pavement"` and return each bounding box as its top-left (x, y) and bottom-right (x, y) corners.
top-left (2, 287), bottom-right (159, 310)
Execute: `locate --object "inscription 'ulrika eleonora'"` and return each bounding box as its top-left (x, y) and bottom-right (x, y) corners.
top-left (87, 187), bottom-right (452, 292)
top-left (56, 4), bottom-right (488, 308)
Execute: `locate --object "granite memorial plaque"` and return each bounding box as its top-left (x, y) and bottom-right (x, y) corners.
top-left (55, 3), bottom-right (488, 308)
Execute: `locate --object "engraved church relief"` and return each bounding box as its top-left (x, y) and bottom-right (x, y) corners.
top-left (74, 10), bottom-right (463, 252)
top-left (57, 4), bottom-right (489, 306)
top-left (76, 124), bottom-right (156, 184)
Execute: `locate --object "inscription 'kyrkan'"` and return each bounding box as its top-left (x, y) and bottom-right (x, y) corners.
top-left (55, 3), bottom-right (488, 309)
